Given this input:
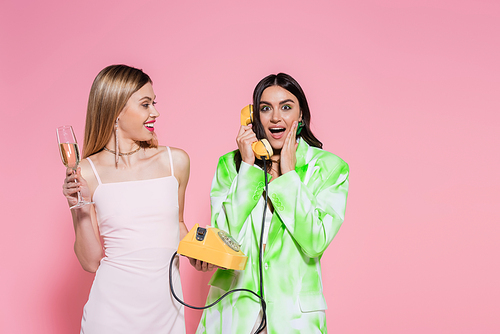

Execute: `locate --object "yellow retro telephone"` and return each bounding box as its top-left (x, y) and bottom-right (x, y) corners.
top-left (177, 224), bottom-right (248, 270)
top-left (240, 105), bottom-right (273, 160)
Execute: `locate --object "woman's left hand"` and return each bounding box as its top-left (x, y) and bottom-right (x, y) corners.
top-left (280, 121), bottom-right (299, 175)
top-left (188, 257), bottom-right (218, 272)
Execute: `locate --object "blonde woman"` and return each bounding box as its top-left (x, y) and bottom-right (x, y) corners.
top-left (62, 65), bottom-right (188, 333)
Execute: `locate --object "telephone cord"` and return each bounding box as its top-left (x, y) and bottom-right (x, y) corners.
top-left (254, 157), bottom-right (269, 333)
top-left (168, 156), bottom-right (270, 334)
top-left (169, 251), bottom-right (266, 311)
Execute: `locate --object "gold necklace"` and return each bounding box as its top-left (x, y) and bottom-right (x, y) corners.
top-left (103, 146), bottom-right (141, 156)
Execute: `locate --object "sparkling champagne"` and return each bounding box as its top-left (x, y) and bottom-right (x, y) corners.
top-left (59, 143), bottom-right (80, 169)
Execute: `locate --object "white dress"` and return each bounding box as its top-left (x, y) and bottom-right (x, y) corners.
top-left (81, 147), bottom-right (185, 333)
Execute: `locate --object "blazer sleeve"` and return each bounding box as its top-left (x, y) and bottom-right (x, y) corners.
top-left (267, 157), bottom-right (349, 258)
top-left (210, 156), bottom-right (267, 241)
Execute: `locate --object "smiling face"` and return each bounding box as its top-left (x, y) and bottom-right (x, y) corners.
top-left (258, 85), bottom-right (302, 151)
top-left (117, 82), bottom-right (159, 142)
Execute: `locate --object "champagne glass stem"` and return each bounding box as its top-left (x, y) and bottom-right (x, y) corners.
top-left (74, 168), bottom-right (83, 204)
top-left (69, 167), bottom-right (93, 210)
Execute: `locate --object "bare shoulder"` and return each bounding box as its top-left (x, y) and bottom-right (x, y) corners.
top-left (78, 153), bottom-right (103, 192)
top-left (78, 158), bottom-right (93, 177)
top-left (170, 147), bottom-right (190, 166)
top-left (154, 145), bottom-right (189, 171)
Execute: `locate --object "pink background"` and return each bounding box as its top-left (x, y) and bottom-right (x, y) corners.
top-left (1, 0), bottom-right (499, 333)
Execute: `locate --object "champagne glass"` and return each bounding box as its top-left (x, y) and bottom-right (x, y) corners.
top-left (56, 125), bottom-right (93, 209)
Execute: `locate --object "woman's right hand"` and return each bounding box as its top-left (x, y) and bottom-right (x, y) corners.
top-left (62, 167), bottom-right (91, 208)
top-left (236, 124), bottom-right (257, 166)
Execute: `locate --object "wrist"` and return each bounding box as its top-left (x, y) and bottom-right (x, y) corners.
top-left (281, 163), bottom-right (295, 174)
top-left (242, 157), bottom-right (255, 165)
top-left (70, 202), bottom-right (93, 215)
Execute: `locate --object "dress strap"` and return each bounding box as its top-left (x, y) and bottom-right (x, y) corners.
top-left (167, 147), bottom-right (175, 177)
top-left (86, 157), bottom-right (102, 185)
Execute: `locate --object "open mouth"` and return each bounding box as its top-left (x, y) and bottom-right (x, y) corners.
top-left (269, 127), bottom-right (285, 134)
top-left (144, 121), bottom-right (155, 131)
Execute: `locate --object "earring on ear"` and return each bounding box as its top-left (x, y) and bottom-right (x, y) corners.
top-left (114, 118), bottom-right (119, 167)
top-left (296, 120), bottom-right (305, 135)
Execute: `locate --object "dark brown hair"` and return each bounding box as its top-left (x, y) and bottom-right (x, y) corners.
top-left (235, 73), bottom-right (322, 171)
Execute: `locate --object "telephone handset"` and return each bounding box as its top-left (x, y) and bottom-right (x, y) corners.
top-left (241, 105), bottom-right (273, 160)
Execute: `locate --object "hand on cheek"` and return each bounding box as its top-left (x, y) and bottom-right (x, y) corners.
top-left (280, 121), bottom-right (298, 175)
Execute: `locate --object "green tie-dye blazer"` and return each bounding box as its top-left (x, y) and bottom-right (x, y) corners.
top-left (197, 139), bottom-right (349, 334)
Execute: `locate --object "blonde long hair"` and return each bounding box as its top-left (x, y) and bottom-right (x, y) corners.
top-left (83, 64), bottom-right (157, 158)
